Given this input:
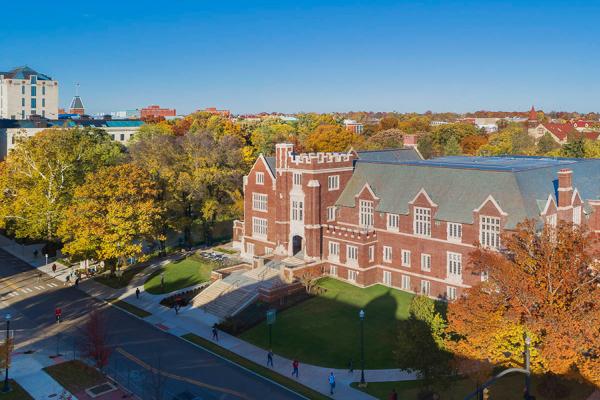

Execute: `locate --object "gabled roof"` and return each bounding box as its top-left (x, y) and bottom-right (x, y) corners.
top-left (540, 123), bottom-right (577, 141)
top-left (264, 156), bottom-right (276, 175)
top-left (336, 156), bottom-right (600, 229)
top-left (0, 66), bottom-right (53, 81)
top-left (69, 96), bottom-right (85, 110)
top-left (528, 106), bottom-right (537, 121)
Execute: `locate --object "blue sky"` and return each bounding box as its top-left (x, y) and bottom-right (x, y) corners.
top-left (2, 1), bottom-right (599, 114)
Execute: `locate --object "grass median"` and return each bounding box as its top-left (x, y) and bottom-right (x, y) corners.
top-left (107, 298), bottom-right (152, 318)
top-left (43, 360), bottom-right (106, 394)
top-left (0, 380), bottom-right (34, 399)
top-left (181, 333), bottom-right (330, 400)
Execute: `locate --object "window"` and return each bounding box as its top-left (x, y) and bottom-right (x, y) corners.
top-left (447, 252), bottom-right (462, 278)
top-left (120, 133), bottom-right (125, 141)
top-left (265, 247), bottom-right (273, 255)
top-left (414, 207), bottom-right (431, 237)
top-left (359, 200), bottom-right (374, 228)
top-left (383, 270), bottom-right (392, 286)
top-left (328, 175), bottom-right (339, 190)
top-left (21, 110), bottom-right (24, 119)
top-left (573, 206), bottom-right (582, 225)
top-left (447, 286), bottom-right (457, 301)
top-left (42, 110), bottom-right (45, 117)
top-left (256, 172), bottom-right (264, 185)
top-left (42, 98), bottom-right (45, 107)
top-left (21, 98), bottom-right (25, 107)
top-left (421, 253), bottom-right (431, 272)
top-left (383, 246), bottom-right (392, 262)
top-left (447, 222), bottom-right (462, 241)
top-left (330, 265), bottom-right (338, 277)
top-left (347, 245), bottom-right (358, 262)
top-left (252, 217), bottom-right (268, 238)
top-left (111, 134), bottom-right (115, 140)
top-left (21, 85), bottom-right (24, 95)
top-left (387, 214), bottom-right (399, 231)
top-left (480, 216), bottom-right (501, 249)
top-left (246, 242), bottom-right (255, 255)
top-left (42, 85), bottom-right (45, 95)
top-left (328, 241), bottom-right (340, 259)
top-left (252, 193), bottom-right (268, 211)
top-left (348, 270), bottom-right (358, 282)
top-left (420, 280), bottom-right (431, 296)
top-left (401, 275), bottom-right (411, 290)
top-left (31, 86), bottom-right (36, 97)
top-left (546, 214), bottom-right (557, 227)
top-left (293, 172), bottom-right (302, 186)
top-left (291, 200), bottom-right (304, 221)
top-left (401, 250), bottom-right (411, 267)
top-left (327, 206), bottom-right (336, 222)
top-left (30, 75), bottom-right (37, 84)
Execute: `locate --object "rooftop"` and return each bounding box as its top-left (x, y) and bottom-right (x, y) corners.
top-left (0, 66), bottom-right (53, 81)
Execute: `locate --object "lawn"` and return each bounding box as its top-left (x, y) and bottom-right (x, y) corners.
top-left (182, 333), bottom-right (330, 400)
top-left (351, 375), bottom-right (595, 400)
top-left (95, 263), bottom-right (148, 289)
top-left (239, 277), bottom-right (415, 369)
top-left (44, 360), bottom-right (107, 394)
top-left (0, 380), bottom-right (33, 399)
top-left (144, 255), bottom-right (217, 295)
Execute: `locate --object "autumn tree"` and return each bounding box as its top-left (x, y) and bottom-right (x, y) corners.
top-left (446, 220), bottom-right (600, 386)
top-left (305, 124), bottom-right (363, 152)
top-left (430, 123), bottom-right (480, 153)
top-left (250, 121), bottom-right (296, 155)
top-left (443, 136), bottom-right (462, 155)
top-left (0, 128), bottom-right (123, 243)
top-left (477, 124), bottom-right (534, 156)
top-left (417, 134), bottom-right (435, 159)
top-left (59, 164), bottom-right (165, 270)
top-left (364, 128), bottom-right (404, 150)
top-left (378, 115), bottom-right (400, 131)
top-left (460, 135), bottom-right (488, 155)
top-left (561, 133), bottom-right (585, 158)
top-left (78, 310), bottom-right (112, 370)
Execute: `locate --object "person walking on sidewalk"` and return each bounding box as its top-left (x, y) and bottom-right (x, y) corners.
top-left (52, 263), bottom-right (57, 273)
top-left (135, 288), bottom-right (140, 299)
top-left (212, 324), bottom-right (219, 341)
top-left (55, 307), bottom-right (62, 323)
top-left (267, 350), bottom-right (274, 367)
top-left (388, 388), bottom-right (398, 400)
top-left (292, 359), bottom-right (299, 378)
top-left (329, 372), bottom-right (336, 395)
top-left (75, 277), bottom-right (80, 287)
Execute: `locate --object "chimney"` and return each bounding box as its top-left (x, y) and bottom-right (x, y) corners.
top-left (557, 169), bottom-right (573, 208)
top-left (404, 134), bottom-right (417, 147)
top-left (275, 143), bottom-right (294, 171)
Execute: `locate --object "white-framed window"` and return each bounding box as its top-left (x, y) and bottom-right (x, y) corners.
top-left (573, 206), bottom-right (582, 225)
top-left (256, 172), bottom-right (265, 185)
top-left (291, 200), bottom-right (304, 221)
top-left (330, 265), bottom-right (338, 277)
top-left (421, 253), bottom-right (431, 272)
top-left (401, 250), bottom-right (411, 267)
top-left (252, 217), bottom-right (268, 238)
top-left (447, 286), bottom-right (457, 301)
top-left (246, 242), bottom-right (255, 255)
top-left (447, 252), bottom-right (462, 278)
top-left (328, 241), bottom-right (340, 259)
top-left (328, 175), bottom-right (340, 190)
top-left (420, 280), bottom-right (431, 296)
top-left (327, 206), bottom-right (336, 222)
top-left (265, 247), bottom-right (273, 255)
top-left (546, 214), bottom-right (557, 227)
top-left (252, 193), bottom-right (268, 211)
top-left (293, 172), bottom-right (302, 186)
top-left (447, 222), bottom-right (462, 242)
top-left (414, 207), bottom-right (431, 237)
top-left (383, 246), bottom-right (392, 262)
top-left (401, 275), bottom-right (411, 290)
top-left (387, 214), bottom-right (399, 231)
top-left (368, 245), bottom-right (374, 262)
top-left (383, 270), bottom-right (392, 286)
top-left (348, 270), bottom-right (358, 282)
top-left (480, 216), bottom-right (501, 249)
top-left (359, 200), bottom-right (374, 229)
top-left (347, 245), bottom-right (358, 262)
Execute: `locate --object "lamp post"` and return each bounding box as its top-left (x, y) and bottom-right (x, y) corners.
top-left (524, 335), bottom-right (531, 399)
top-left (359, 309), bottom-right (366, 387)
top-left (45, 253), bottom-right (48, 266)
top-left (2, 313), bottom-right (11, 393)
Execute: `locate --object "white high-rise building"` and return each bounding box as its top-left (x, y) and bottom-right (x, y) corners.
top-left (0, 66), bottom-right (59, 120)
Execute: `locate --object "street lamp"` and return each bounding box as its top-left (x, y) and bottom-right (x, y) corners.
top-left (2, 313), bottom-right (11, 393)
top-left (524, 335), bottom-right (531, 399)
top-left (359, 309), bottom-right (366, 387)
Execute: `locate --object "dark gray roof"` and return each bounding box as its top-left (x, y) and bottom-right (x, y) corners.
top-left (0, 66), bottom-right (53, 80)
top-left (264, 156), bottom-right (276, 175)
top-left (356, 147), bottom-right (422, 162)
top-left (336, 156), bottom-right (600, 229)
top-left (69, 96), bottom-right (85, 110)
top-left (0, 118), bottom-right (143, 129)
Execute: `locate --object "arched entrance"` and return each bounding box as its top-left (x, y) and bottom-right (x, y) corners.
top-left (292, 235), bottom-right (303, 256)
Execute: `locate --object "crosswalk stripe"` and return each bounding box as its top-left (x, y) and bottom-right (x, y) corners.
top-left (20, 289), bottom-right (28, 293)
top-left (25, 288), bottom-right (33, 293)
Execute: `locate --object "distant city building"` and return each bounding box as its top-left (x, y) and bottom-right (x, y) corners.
top-left (343, 119), bottom-right (364, 134)
top-left (140, 105), bottom-right (176, 119)
top-left (430, 121), bottom-right (449, 126)
top-left (0, 66), bottom-right (59, 120)
top-left (111, 109), bottom-right (141, 119)
top-left (201, 107), bottom-right (231, 118)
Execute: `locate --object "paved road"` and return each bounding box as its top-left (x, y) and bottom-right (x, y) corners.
top-left (0, 248), bottom-right (305, 400)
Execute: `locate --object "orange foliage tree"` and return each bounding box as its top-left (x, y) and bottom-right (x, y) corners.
top-left (446, 220), bottom-right (600, 385)
top-left (305, 124), bottom-right (364, 152)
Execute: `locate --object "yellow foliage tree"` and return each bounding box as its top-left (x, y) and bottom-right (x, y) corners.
top-left (305, 124), bottom-right (364, 152)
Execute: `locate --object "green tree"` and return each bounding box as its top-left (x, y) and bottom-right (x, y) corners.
top-left (0, 128), bottom-right (123, 243)
top-left (443, 136), bottom-right (462, 155)
top-left (561, 133), bottom-right (585, 158)
top-left (250, 121), bottom-right (296, 155)
top-left (417, 134), bottom-right (435, 159)
top-left (431, 123), bottom-right (480, 152)
top-left (536, 132), bottom-right (560, 154)
top-left (305, 125), bottom-right (363, 152)
top-left (477, 124), bottom-right (534, 156)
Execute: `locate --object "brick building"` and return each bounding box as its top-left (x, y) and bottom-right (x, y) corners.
top-left (140, 105), bottom-right (176, 119)
top-left (234, 144), bottom-right (600, 300)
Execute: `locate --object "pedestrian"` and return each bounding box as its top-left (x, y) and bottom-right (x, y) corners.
top-left (348, 359), bottom-right (354, 373)
top-left (160, 272), bottom-right (165, 288)
top-left (55, 307), bottom-right (62, 323)
top-left (174, 303), bottom-right (180, 315)
top-left (75, 277), bottom-right (80, 287)
top-left (52, 263), bottom-right (57, 273)
top-left (267, 349), bottom-right (274, 367)
top-left (37, 272), bottom-right (42, 282)
top-left (135, 288), bottom-right (140, 299)
top-left (389, 388), bottom-right (398, 400)
top-left (33, 249), bottom-right (39, 259)
top-left (329, 372), bottom-right (336, 395)
top-left (292, 359), bottom-right (299, 378)
top-left (212, 324), bottom-right (219, 341)
top-left (65, 275), bottom-right (70, 285)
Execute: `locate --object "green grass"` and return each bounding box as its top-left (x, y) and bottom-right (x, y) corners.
top-left (144, 256), bottom-right (216, 295)
top-left (240, 277), bottom-right (415, 369)
top-left (0, 380), bottom-right (33, 399)
top-left (181, 333), bottom-right (330, 400)
top-left (95, 263), bottom-right (148, 289)
top-left (351, 375), bottom-right (595, 400)
top-left (214, 247), bottom-right (237, 255)
top-left (44, 360), bottom-right (106, 394)
top-left (108, 298), bottom-right (152, 318)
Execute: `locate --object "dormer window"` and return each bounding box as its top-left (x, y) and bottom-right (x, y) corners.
top-left (387, 214), bottom-right (399, 231)
top-left (480, 216), bottom-right (501, 249)
top-left (413, 207), bottom-right (431, 237)
top-left (359, 200), bottom-right (374, 229)
top-left (447, 222), bottom-right (462, 242)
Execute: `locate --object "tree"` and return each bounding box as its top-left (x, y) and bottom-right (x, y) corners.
top-left (59, 164), bottom-right (165, 270)
top-left (305, 125), bottom-right (363, 153)
top-left (446, 221), bottom-right (600, 385)
top-left (378, 115), bottom-right (400, 131)
top-left (0, 128), bottom-right (123, 243)
top-left (78, 310), bottom-right (112, 370)
top-left (460, 135), bottom-right (488, 155)
top-left (443, 136), bottom-right (462, 155)
top-left (477, 124), bottom-right (534, 156)
top-left (250, 121), bottom-right (296, 155)
top-left (417, 134), bottom-right (435, 159)
top-left (431, 123), bottom-right (480, 153)
top-left (364, 129), bottom-right (404, 150)
top-left (561, 133), bottom-right (585, 158)
top-left (536, 132), bottom-right (560, 154)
